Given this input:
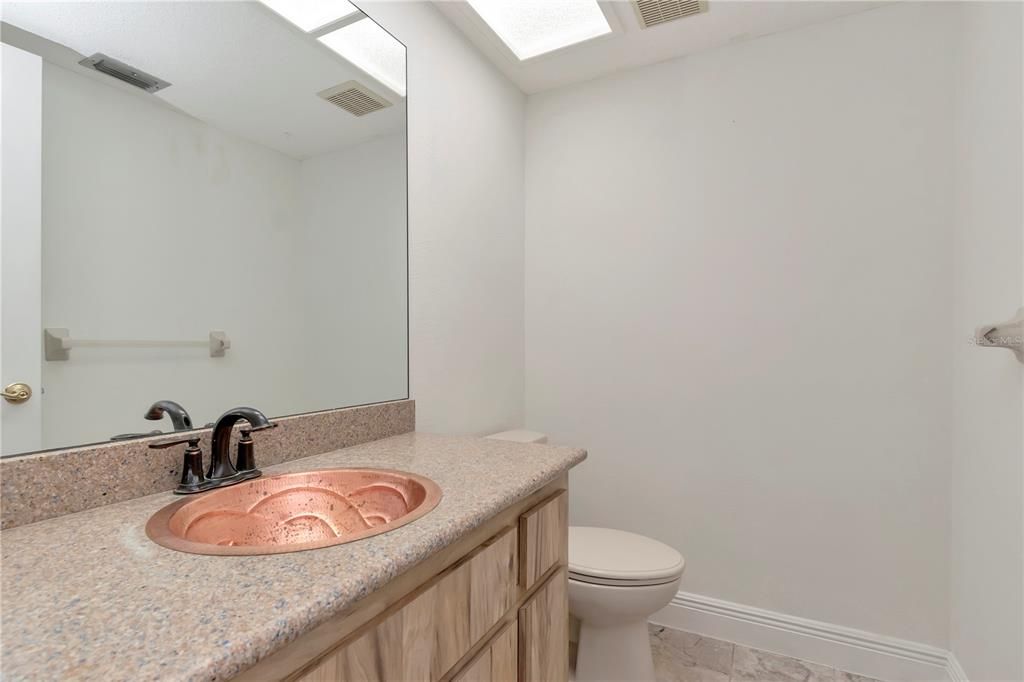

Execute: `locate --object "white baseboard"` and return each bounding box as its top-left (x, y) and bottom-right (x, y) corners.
top-left (945, 653), bottom-right (969, 682)
top-left (650, 591), bottom-right (959, 682)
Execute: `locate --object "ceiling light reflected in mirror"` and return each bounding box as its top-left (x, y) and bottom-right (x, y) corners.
top-left (465, 0), bottom-right (612, 60)
top-left (319, 19), bottom-right (406, 97)
top-left (257, 0), bottom-right (361, 33)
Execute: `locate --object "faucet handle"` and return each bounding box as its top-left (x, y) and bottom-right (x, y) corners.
top-left (233, 423), bottom-right (276, 474)
top-left (149, 436), bottom-right (200, 449)
top-left (150, 437), bottom-right (209, 494)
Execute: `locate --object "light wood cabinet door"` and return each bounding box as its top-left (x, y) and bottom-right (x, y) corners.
top-left (451, 622), bottom-right (517, 682)
top-left (297, 527), bottom-right (518, 682)
top-left (518, 491), bottom-right (567, 590)
top-left (518, 568), bottom-right (568, 682)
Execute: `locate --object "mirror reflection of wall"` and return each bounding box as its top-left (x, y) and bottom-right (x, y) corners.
top-left (0, 1), bottom-right (408, 457)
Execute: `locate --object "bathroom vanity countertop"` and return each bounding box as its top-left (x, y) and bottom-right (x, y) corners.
top-left (0, 432), bottom-right (586, 681)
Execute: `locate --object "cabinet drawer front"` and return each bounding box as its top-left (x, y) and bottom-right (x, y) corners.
top-left (298, 527), bottom-right (518, 682)
top-left (518, 568), bottom-right (569, 682)
top-left (519, 490), bottom-right (568, 589)
top-left (451, 622), bottom-right (517, 682)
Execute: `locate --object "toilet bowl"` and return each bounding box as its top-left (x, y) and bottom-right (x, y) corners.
top-left (569, 527), bottom-right (684, 682)
top-left (484, 431), bottom-right (686, 682)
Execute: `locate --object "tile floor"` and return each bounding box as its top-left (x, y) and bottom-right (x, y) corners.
top-left (648, 626), bottom-right (885, 682)
top-left (571, 625), bottom-right (886, 682)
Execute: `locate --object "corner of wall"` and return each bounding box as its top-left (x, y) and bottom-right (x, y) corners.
top-left (358, 1), bottom-right (527, 435)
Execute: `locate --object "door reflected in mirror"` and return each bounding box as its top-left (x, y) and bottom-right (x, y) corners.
top-left (0, 1), bottom-right (408, 457)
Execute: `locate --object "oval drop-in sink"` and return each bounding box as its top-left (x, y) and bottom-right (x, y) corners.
top-left (146, 468), bottom-right (442, 556)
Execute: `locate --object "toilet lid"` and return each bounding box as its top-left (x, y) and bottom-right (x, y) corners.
top-left (568, 527), bottom-right (685, 583)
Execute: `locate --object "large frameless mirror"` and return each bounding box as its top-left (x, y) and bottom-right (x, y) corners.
top-left (0, 0), bottom-right (408, 457)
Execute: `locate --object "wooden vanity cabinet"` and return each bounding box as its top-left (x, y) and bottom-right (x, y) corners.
top-left (297, 527), bottom-right (518, 681)
top-left (518, 568), bottom-right (569, 682)
top-left (239, 478), bottom-right (569, 682)
top-left (452, 622), bottom-right (517, 682)
top-left (519, 490), bottom-right (568, 590)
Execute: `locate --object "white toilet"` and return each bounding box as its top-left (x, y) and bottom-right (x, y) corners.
top-left (486, 431), bottom-right (686, 682)
top-left (568, 526), bottom-right (684, 681)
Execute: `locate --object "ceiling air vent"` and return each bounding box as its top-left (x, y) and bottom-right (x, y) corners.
top-left (78, 53), bottom-right (171, 93)
top-left (317, 80), bottom-right (393, 117)
top-left (633, 0), bottom-right (708, 28)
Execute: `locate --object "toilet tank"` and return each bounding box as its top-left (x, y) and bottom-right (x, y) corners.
top-left (485, 430), bottom-right (548, 444)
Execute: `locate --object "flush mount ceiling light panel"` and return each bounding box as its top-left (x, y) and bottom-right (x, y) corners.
top-left (465, 0), bottom-right (615, 61)
top-left (319, 19), bottom-right (406, 97)
top-left (257, 0), bottom-right (361, 33)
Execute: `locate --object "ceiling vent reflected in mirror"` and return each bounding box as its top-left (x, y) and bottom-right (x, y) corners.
top-left (633, 0), bottom-right (708, 28)
top-left (77, 53), bottom-right (171, 93)
top-left (317, 80), bottom-right (393, 117)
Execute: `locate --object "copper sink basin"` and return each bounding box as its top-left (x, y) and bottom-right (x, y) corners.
top-left (146, 468), bottom-right (442, 556)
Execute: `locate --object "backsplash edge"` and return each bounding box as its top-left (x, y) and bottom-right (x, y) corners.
top-left (0, 400), bottom-right (415, 530)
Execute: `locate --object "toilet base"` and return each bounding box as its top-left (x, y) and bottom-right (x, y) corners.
top-left (569, 574), bottom-right (681, 682)
top-left (575, 619), bottom-right (654, 682)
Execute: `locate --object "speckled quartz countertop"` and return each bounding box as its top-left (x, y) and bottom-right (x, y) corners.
top-left (0, 432), bottom-right (586, 681)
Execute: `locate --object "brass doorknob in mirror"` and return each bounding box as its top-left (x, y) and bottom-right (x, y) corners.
top-left (2, 383), bottom-right (32, 404)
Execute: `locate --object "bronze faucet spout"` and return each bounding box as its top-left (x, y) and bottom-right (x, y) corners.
top-left (207, 407), bottom-right (274, 481)
top-left (144, 400), bottom-right (194, 431)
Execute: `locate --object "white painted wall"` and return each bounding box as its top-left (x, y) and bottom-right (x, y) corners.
top-left (295, 133), bottom-right (408, 413)
top-left (525, 3), bottom-right (959, 647)
top-left (359, 1), bottom-right (527, 435)
top-left (950, 2), bottom-right (1023, 679)
top-left (33, 61), bottom-right (407, 450)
